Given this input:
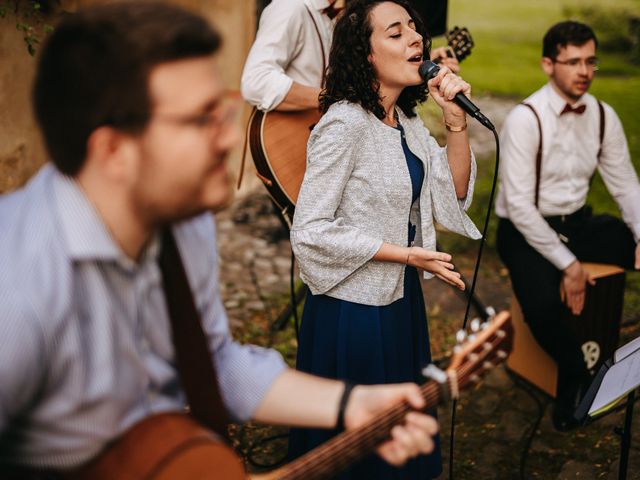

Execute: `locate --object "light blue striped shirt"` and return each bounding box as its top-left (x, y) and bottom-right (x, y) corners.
top-left (0, 164), bottom-right (286, 469)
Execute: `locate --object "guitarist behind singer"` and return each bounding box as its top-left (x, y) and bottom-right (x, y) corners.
top-left (0, 2), bottom-right (439, 475)
top-left (240, 0), bottom-right (459, 115)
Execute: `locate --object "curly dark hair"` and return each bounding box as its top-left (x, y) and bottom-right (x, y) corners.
top-left (320, 0), bottom-right (432, 119)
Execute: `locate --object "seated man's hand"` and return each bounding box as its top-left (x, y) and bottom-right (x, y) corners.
top-left (344, 383), bottom-right (438, 466)
top-left (561, 260), bottom-right (595, 315)
top-left (430, 47), bottom-right (460, 74)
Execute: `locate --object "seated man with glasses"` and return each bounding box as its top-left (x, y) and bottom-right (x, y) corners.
top-left (495, 20), bottom-right (640, 431)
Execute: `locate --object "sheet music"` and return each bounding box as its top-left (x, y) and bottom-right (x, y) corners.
top-left (589, 352), bottom-right (640, 415)
top-left (614, 335), bottom-right (640, 363)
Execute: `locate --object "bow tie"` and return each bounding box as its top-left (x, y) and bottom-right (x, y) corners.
top-left (323, 3), bottom-right (343, 19)
top-left (560, 103), bottom-right (586, 115)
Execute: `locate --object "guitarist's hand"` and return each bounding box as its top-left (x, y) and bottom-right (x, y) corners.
top-left (345, 384), bottom-right (439, 466)
top-left (430, 47), bottom-right (460, 74)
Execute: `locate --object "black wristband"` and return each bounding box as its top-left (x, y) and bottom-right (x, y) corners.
top-left (336, 382), bottom-right (356, 430)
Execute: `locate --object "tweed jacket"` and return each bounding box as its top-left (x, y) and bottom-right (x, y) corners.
top-left (290, 101), bottom-right (481, 306)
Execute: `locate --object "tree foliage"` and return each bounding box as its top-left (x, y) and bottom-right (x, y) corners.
top-left (0, 0), bottom-right (57, 55)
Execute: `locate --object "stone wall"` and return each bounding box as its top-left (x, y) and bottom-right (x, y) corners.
top-left (0, 0), bottom-right (259, 195)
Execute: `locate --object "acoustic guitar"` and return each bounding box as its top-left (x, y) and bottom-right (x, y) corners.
top-left (70, 310), bottom-right (511, 480)
top-left (248, 27), bottom-right (475, 225)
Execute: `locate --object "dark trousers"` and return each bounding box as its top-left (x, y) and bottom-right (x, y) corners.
top-left (496, 208), bottom-right (636, 398)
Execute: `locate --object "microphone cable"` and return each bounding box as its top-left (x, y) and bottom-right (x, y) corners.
top-left (448, 124), bottom-right (500, 479)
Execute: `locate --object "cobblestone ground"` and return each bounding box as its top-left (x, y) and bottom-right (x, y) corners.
top-left (216, 95), bottom-right (640, 479)
top-left (216, 190), bottom-right (640, 479)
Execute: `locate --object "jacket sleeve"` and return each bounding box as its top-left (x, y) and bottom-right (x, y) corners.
top-left (290, 112), bottom-right (383, 294)
top-left (425, 127), bottom-right (481, 240)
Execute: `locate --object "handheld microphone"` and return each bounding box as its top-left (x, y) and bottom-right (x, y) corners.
top-left (419, 60), bottom-right (495, 131)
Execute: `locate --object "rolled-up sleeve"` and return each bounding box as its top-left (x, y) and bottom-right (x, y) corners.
top-left (187, 216), bottom-right (287, 422)
top-left (427, 132), bottom-right (481, 239)
top-left (291, 115), bottom-right (382, 294)
top-left (240, 1), bottom-right (304, 112)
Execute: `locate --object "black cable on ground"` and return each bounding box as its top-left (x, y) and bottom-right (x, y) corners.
top-left (505, 369), bottom-right (551, 480)
top-left (448, 126), bottom-right (500, 480)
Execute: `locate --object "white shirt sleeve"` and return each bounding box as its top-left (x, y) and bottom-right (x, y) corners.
top-left (597, 104), bottom-right (640, 243)
top-left (499, 105), bottom-right (577, 270)
top-left (240, 2), bottom-right (306, 112)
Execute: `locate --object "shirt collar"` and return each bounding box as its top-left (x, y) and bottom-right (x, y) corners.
top-left (545, 82), bottom-right (587, 116)
top-left (51, 165), bottom-right (160, 267)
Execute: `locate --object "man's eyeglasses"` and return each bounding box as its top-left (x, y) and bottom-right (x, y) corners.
top-left (553, 57), bottom-right (600, 71)
top-left (152, 93), bottom-right (241, 135)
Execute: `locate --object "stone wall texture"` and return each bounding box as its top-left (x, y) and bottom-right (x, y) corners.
top-left (0, 0), bottom-right (259, 195)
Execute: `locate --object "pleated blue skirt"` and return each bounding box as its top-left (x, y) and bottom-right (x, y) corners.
top-left (288, 265), bottom-right (443, 479)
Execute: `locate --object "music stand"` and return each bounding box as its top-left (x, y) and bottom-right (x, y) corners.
top-left (574, 342), bottom-right (640, 480)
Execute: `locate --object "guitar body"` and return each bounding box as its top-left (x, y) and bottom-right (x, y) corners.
top-left (248, 108), bottom-right (322, 224)
top-left (67, 413), bottom-right (245, 480)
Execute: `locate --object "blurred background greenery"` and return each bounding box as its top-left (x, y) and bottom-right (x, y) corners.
top-left (445, 0), bottom-right (640, 216)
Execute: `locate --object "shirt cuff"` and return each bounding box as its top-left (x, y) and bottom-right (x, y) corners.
top-left (549, 243), bottom-right (577, 271)
top-left (260, 75), bottom-right (294, 112)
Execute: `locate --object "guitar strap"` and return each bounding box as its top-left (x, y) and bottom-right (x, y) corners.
top-left (304, 5), bottom-right (327, 88)
top-left (521, 100), bottom-right (605, 208)
top-left (237, 5), bottom-right (328, 190)
top-left (158, 228), bottom-right (229, 439)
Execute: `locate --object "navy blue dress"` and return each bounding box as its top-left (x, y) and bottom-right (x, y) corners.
top-left (289, 123), bottom-right (443, 479)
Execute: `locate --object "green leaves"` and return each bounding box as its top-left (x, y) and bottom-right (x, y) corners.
top-left (1, 0), bottom-right (55, 56)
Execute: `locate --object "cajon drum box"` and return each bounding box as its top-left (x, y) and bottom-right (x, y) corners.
top-left (506, 263), bottom-right (626, 397)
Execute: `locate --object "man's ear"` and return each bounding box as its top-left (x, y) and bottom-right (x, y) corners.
top-left (85, 126), bottom-right (138, 180)
top-left (541, 57), bottom-right (554, 77)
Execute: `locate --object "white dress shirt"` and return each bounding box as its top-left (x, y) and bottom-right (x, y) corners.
top-left (241, 0), bottom-right (333, 112)
top-left (495, 83), bottom-right (640, 270)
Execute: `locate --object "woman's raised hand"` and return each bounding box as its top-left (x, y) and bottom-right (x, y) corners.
top-left (406, 247), bottom-right (465, 290)
top-left (426, 65), bottom-right (470, 125)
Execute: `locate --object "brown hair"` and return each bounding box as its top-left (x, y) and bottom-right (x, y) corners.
top-left (33, 1), bottom-right (221, 175)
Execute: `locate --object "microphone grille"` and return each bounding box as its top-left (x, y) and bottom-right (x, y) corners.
top-left (419, 60), bottom-right (440, 81)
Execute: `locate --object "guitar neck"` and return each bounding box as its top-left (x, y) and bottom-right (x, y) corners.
top-left (251, 312), bottom-right (512, 480)
top-left (257, 382), bottom-right (441, 480)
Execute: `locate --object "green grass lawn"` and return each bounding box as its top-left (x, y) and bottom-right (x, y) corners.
top-left (437, 0), bottom-right (640, 214)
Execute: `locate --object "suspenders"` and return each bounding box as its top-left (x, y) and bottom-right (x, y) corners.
top-left (521, 101), bottom-right (605, 208)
